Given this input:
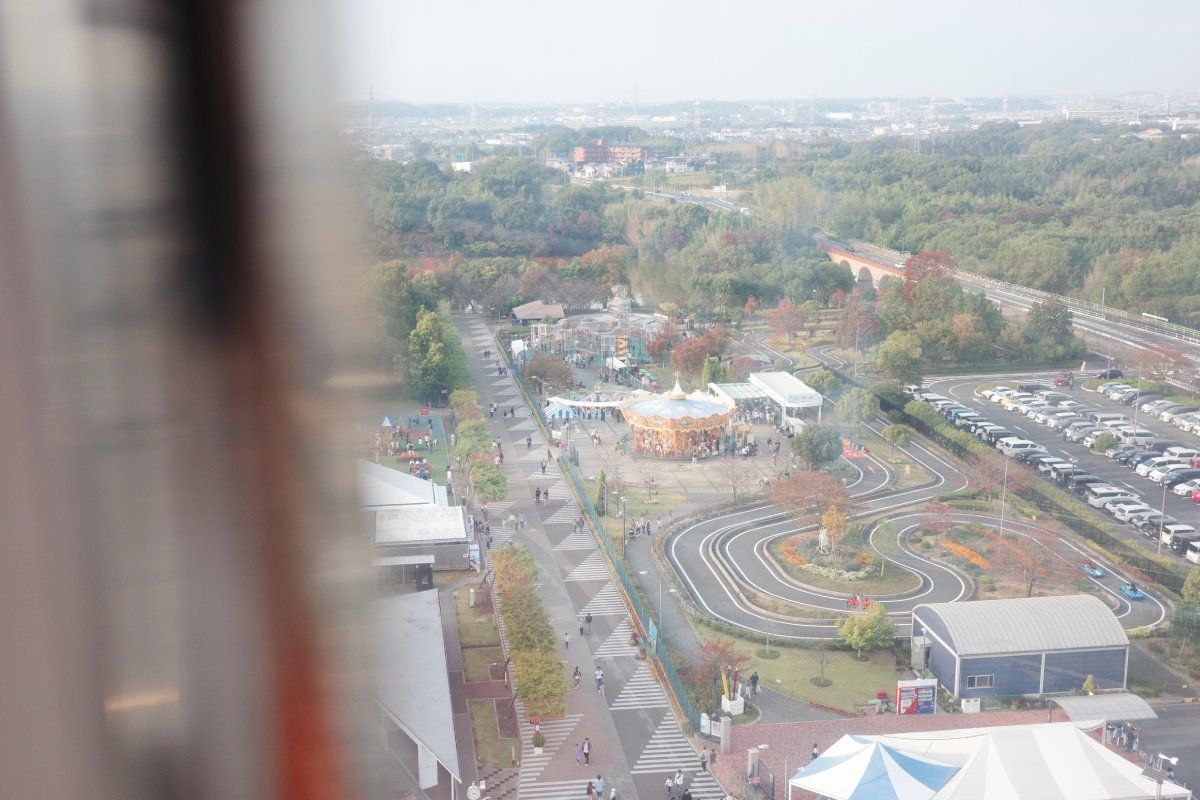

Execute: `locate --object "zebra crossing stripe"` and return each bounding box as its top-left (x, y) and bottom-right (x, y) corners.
top-left (516, 702), bottom-right (582, 784)
top-left (517, 779), bottom-right (595, 800)
top-left (594, 620), bottom-right (641, 659)
top-left (545, 501), bottom-right (580, 523)
top-left (630, 717), bottom-right (726, 799)
top-left (610, 662), bottom-right (668, 711)
top-left (565, 551), bottom-right (610, 582)
top-left (578, 582), bottom-right (626, 617)
top-left (552, 529), bottom-right (595, 551)
top-left (486, 529), bottom-right (514, 548)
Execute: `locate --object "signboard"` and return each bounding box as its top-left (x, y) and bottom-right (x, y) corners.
top-left (648, 618), bottom-right (658, 654)
top-left (896, 679), bottom-right (937, 715)
top-left (700, 712), bottom-right (711, 736)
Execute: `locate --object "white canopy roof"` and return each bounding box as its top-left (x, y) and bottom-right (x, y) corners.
top-left (748, 371), bottom-right (823, 408)
top-left (791, 722), bottom-right (1189, 800)
top-left (359, 459), bottom-right (448, 508)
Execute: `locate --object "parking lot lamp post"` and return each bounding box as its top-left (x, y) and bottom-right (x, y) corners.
top-left (1157, 481), bottom-right (1168, 556)
top-left (621, 496), bottom-right (627, 552)
top-left (998, 456), bottom-right (1009, 537)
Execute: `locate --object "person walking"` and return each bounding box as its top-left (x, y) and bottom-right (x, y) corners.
top-left (811, 743), bottom-right (820, 761)
top-left (585, 613), bottom-right (593, 633)
top-left (582, 738), bottom-right (591, 766)
top-left (586, 780), bottom-right (594, 799)
top-left (526, 435), bottom-right (533, 449)
top-left (750, 672), bottom-right (759, 695)
top-left (573, 666), bottom-right (582, 690)
top-left (664, 775), bottom-right (675, 799)
top-left (574, 743), bottom-right (582, 766)
top-left (699, 747), bottom-right (708, 773)
top-left (594, 668), bottom-right (603, 691)
top-left (673, 769), bottom-right (683, 796)
top-left (534, 486), bottom-right (541, 505)
top-left (563, 632), bottom-right (570, 651)
top-left (594, 776), bottom-right (604, 798)
top-left (540, 459), bottom-right (547, 474)
top-left (680, 789), bottom-right (692, 800)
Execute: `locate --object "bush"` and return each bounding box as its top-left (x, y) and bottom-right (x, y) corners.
top-left (919, 540), bottom-right (932, 550)
top-left (979, 575), bottom-right (996, 592)
top-left (756, 648), bottom-right (781, 660)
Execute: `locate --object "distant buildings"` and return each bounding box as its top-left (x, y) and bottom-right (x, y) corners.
top-left (573, 141), bottom-right (652, 165)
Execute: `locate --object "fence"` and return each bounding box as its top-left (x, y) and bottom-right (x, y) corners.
top-left (559, 454), bottom-right (703, 732)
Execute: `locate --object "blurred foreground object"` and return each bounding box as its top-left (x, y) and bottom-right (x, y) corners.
top-left (0, 1), bottom-right (368, 799)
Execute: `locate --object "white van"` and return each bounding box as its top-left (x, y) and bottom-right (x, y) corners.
top-left (1160, 524), bottom-right (1199, 551)
top-left (1118, 428), bottom-right (1157, 446)
top-left (1089, 412), bottom-right (1127, 426)
top-left (998, 439), bottom-right (1046, 458)
top-left (1099, 417), bottom-right (1134, 430)
top-left (1086, 485), bottom-right (1138, 508)
top-left (1164, 447), bottom-right (1200, 461)
top-left (1187, 541), bottom-right (1200, 564)
top-left (1136, 457), bottom-right (1187, 477)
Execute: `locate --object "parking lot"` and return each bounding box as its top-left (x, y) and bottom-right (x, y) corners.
top-left (920, 371), bottom-right (1200, 566)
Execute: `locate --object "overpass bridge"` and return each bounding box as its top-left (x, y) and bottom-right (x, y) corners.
top-left (815, 234), bottom-right (910, 286)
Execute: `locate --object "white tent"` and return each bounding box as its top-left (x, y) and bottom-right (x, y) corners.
top-left (791, 735), bottom-right (960, 800)
top-left (790, 722), bottom-right (1189, 800)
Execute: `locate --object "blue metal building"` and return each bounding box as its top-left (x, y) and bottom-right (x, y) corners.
top-left (911, 595), bottom-right (1129, 698)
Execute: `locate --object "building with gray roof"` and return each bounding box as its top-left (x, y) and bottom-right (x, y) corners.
top-left (911, 595), bottom-right (1129, 698)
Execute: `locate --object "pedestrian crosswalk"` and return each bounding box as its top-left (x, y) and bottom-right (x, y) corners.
top-left (593, 620), bottom-right (641, 659)
top-left (578, 582), bottom-right (626, 617)
top-left (552, 529), bottom-right (595, 551)
top-left (486, 527), bottom-right (514, 549)
top-left (631, 716), bottom-right (725, 800)
top-left (544, 499), bottom-right (580, 526)
top-left (516, 702), bottom-right (582, 784)
top-left (517, 778), bottom-right (595, 800)
top-left (565, 551), bottom-right (610, 582)
top-left (610, 662), bottom-right (669, 711)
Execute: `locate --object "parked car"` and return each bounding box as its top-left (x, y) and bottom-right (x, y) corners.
top-left (1173, 478), bottom-right (1200, 496)
top-left (1095, 369), bottom-right (1124, 379)
top-left (1123, 392), bottom-right (1162, 407)
top-left (1165, 470), bottom-right (1200, 489)
top-left (1142, 399), bottom-right (1175, 415)
top-left (1106, 444), bottom-right (1138, 460)
top-left (1133, 512), bottom-right (1178, 532)
top-left (1113, 503), bottom-right (1155, 522)
top-left (1065, 426), bottom-right (1101, 443)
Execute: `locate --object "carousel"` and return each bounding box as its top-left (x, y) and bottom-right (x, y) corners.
top-left (621, 381), bottom-right (736, 459)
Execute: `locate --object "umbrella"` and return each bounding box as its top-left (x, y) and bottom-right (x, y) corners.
top-left (791, 736), bottom-right (960, 800)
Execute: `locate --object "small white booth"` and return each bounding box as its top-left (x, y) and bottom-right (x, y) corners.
top-left (748, 372), bottom-right (824, 424)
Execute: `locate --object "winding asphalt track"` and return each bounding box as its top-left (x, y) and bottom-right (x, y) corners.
top-left (663, 339), bottom-right (1167, 639)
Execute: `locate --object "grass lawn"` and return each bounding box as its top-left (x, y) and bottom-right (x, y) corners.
top-left (851, 427), bottom-right (934, 493)
top-left (729, 640), bottom-right (901, 713)
top-left (463, 645), bottom-right (504, 682)
top-left (468, 698), bottom-right (519, 768)
top-left (455, 589), bottom-right (501, 647)
top-left (584, 478), bottom-right (690, 527)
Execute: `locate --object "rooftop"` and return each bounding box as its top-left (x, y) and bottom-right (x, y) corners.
top-left (915, 594), bottom-right (1129, 656)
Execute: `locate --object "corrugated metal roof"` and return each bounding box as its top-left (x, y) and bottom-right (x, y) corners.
top-left (915, 595), bottom-right (1128, 656)
top-left (1052, 693), bottom-right (1157, 722)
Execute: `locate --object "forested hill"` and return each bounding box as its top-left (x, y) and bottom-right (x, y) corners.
top-left (804, 121), bottom-right (1200, 325)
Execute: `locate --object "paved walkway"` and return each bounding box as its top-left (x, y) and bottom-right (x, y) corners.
top-left (457, 315), bottom-right (727, 800)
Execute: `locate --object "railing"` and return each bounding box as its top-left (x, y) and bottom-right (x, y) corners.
top-left (559, 454), bottom-right (703, 732)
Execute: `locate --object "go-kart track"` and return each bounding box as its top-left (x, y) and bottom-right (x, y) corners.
top-left (662, 358), bottom-right (1169, 640)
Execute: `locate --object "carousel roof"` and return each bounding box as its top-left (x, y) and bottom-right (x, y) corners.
top-left (623, 381), bottom-right (734, 421)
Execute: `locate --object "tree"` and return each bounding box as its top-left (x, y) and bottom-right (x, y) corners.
top-left (1184, 568), bottom-right (1200, 606)
top-left (835, 387), bottom-right (880, 435)
top-left (813, 640), bottom-right (832, 686)
top-left (992, 530), bottom-right (1058, 597)
top-left (882, 424), bottom-right (912, 456)
top-left (1091, 431), bottom-right (1119, 452)
top-left (967, 452), bottom-right (1028, 502)
top-left (876, 331), bottom-right (924, 385)
top-left (791, 425), bottom-right (843, 471)
top-left (920, 501), bottom-right (953, 542)
top-left (647, 322), bottom-right (677, 366)
top-left (595, 468), bottom-right (607, 515)
top-left (721, 458), bottom-right (752, 503)
top-left (525, 353), bottom-right (573, 394)
top-left (682, 637), bottom-right (751, 708)
top-left (820, 505), bottom-right (848, 569)
top-left (407, 309), bottom-right (451, 399)
top-left (767, 298), bottom-right (806, 343)
top-left (805, 369), bottom-right (840, 397)
top-left (700, 356), bottom-right (730, 387)
top-left (773, 471), bottom-right (853, 524)
top-left (743, 296), bottom-right (759, 316)
top-left (837, 601), bottom-right (897, 658)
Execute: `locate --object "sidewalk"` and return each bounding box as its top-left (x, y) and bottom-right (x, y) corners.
top-left (456, 314), bottom-right (727, 800)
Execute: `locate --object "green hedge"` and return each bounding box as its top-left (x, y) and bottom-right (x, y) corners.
top-left (492, 546), bottom-right (568, 717)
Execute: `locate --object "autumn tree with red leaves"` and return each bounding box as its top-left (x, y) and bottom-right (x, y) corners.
top-left (773, 471), bottom-right (853, 525)
top-left (768, 298), bottom-right (807, 343)
top-left (681, 636), bottom-right (752, 707)
top-left (920, 501), bottom-right (954, 541)
top-left (968, 452), bottom-right (1029, 502)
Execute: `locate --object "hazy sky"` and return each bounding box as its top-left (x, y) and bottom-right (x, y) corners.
top-left (335, 0), bottom-right (1200, 104)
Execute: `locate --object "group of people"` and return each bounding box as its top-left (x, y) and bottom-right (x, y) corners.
top-left (534, 486), bottom-right (551, 505)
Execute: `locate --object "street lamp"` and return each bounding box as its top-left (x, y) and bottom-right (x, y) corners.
top-left (1156, 481), bottom-right (1169, 556)
top-left (621, 496), bottom-right (628, 549)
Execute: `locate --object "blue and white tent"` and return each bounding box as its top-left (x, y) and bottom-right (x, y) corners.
top-left (543, 401), bottom-right (579, 420)
top-left (790, 735), bottom-right (960, 800)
